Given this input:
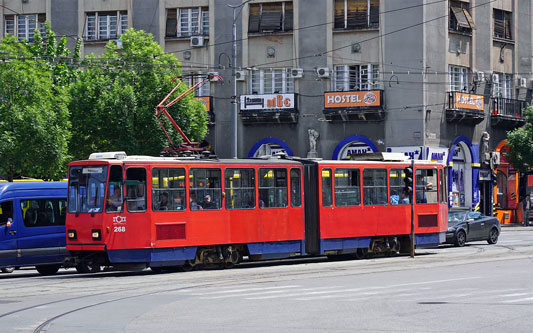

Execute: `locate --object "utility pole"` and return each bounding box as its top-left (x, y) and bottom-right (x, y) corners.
top-left (227, 1), bottom-right (252, 159)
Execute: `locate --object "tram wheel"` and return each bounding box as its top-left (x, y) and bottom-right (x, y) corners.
top-left (35, 264), bottom-right (61, 276)
top-left (355, 248), bottom-right (368, 259)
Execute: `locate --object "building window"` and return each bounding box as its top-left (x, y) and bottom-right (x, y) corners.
top-left (249, 2), bottom-right (293, 33)
top-left (165, 7), bottom-right (208, 38)
top-left (493, 72), bottom-right (513, 98)
top-left (493, 9), bottom-right (512, 40)
top-left (334, 0), bottom-right (379, 30)
top-left (250, 68), bottom-right (294, 94)
top-left (4, 14), bottom-right (45, 41)
top-left (449, 1), bottom-right (475, 34)
top-left (85, 11), bottom-right (128, 41)
top-left (363, 169), bottom-right (387, 206)
top-left (449, 65), bottom-right (469, 92)
top-left (184, 73), bottom-right (210, 97)
top-left (334, 64), bottom-right (379, 91)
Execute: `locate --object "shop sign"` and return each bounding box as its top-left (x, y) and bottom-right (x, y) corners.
top-left (240, 94), bottom-right (295, 111)
top-left (340, 141), bottom-right (374, 159)
top-left (386, 146), bottom-right (449, 166)
top-left (324, 90), bottom-right (381, 108)
top-left (195, 96), bottom-right (211, 112)
top-left (454, 92), bottom-right (484, 111)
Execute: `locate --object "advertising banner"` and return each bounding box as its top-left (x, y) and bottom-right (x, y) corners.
top-left (454, 92), bottom-right (484, 111)
top-left (240, 94), bottom-right (295, 110)
top-left (324, 90), bottom-right (381, 108)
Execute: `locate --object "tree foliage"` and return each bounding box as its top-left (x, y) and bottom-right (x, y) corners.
top-left (68, 29), bottom-right (208, 160)
top-left (0, 29), bottom-right (71, 181)
top-left (506, 106), bottom-right (533, 172)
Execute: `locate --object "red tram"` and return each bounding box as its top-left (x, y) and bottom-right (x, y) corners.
top-left (65, 152), bottom-right (447, 271)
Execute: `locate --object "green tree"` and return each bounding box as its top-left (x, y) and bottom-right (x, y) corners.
top-left (0, 35), bottom-right (71, 181)
top-left (506, 106), bottom-right (533, 172)
top-left (69, 29), bottom-right (208, 160)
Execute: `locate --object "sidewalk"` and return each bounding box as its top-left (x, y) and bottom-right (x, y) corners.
top-left (501, 223), bottom-right (533, 231)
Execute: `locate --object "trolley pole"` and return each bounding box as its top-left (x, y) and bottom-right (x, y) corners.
top-left (410, 158), bottom-right (415, 258)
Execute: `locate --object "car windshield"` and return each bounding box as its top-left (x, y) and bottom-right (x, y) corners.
top-left (448, 211), bottom-right (467, 224)
top-left (68, 165), bottom-right (108, 214)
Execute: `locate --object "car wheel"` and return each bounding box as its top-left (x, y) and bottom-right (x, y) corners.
top-left (455, 230), bottom-right (466, 247)
top-left (1, 267), bottom-right (15, 273)
top-left (35, 265), bottom-right (61, 276)
top-left (487, 228), bottom-right (499, 244)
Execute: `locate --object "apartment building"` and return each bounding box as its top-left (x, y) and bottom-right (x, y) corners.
top-left (1, 0), bottom-right (531, 215)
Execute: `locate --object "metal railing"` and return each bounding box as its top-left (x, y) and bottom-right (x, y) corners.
top-left (491, 97), bottom-right (527, 118)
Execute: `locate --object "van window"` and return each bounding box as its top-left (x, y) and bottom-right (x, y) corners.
top-left (0, 201), bottom-right (14, 226)
top-left (259, 168), bottom-right (288, 208)
top-left (126, 168), bottom-right (147, 212)
top-left (152, 167), bottom-right (186, 211)
top-left (20, 199), bottom-right (67, 227)
top-left (225, 168), bottom-right (256, 209)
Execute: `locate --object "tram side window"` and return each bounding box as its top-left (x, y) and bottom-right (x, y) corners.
top-left (126, 168), bottom-right (147, 212)
top-left (415, 169), bottom-right (438, 204)
top-left (152, 167), bottom-right (186, 211)
top-left (20, 199), bottom-right (67, 227)
top-left (363, 169), bottom-right (387, 206)
top-left (225, 168), bottom-right (256, 209)
top-left (439, 169), bottom-right (447, 203)
top-left (0, 201), bottom-right (14, 226)
top-left (334, 168), bottom-right (360, 206)
top-left (290, 168), bottom-right (302, 208)
top-left (322, 168), bottom-right (332, 207)
top-left (190, 168), bottom-right (222, 210)
top-left (106, 165), bottom-right (124, 213)
top-left (389, 169), bottom-right (409, 205)
top-left (259, 168), bottom-right (288, 208)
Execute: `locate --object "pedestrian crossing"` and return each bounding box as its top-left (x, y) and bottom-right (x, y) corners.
top-left (175, 282), bottom-right (533, 304)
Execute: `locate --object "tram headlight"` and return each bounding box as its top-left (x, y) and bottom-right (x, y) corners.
top-left (67, 229), bottom-right (77, 240)
top-left (92, 229), bottom-right (102, 241)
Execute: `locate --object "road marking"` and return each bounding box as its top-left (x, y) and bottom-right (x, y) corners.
top-left (501, 293), bottom-right (530, 297)
top-left (187, 285), bottom-right (300, 296)
top-left (502, 296), bottom-right (533, 303)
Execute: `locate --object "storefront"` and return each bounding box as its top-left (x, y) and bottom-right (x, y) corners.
top-left (332, 136), bottom-right (379, 160)
top-left (248, 138), bottom-right (293, 158)
top-left (448, 137), bottom-right (479, 210)
top-left (493, 140), bottom-right (519, 223)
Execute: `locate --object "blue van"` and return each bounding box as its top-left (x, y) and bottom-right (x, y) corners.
top-left (0, 181), bottom-right (68, 275)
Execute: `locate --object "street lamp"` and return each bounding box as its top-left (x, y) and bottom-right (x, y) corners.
top-left (227, 0), bottom-right (252, 159)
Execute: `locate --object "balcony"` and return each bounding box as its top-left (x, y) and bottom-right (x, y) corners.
top-left (490, 97), bottom-right (527, 129)
top-left (322, 90), bottom-right (385, 122)
top-left (446, 91), bottom-right (485, 124)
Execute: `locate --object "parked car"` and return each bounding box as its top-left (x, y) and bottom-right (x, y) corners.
top-left (446, 210), bottom-right (501, 247)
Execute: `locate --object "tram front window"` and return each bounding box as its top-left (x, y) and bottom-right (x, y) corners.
top-left (68, 166), bottom-right (109, 214)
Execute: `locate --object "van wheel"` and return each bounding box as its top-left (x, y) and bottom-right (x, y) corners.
top-left (1, 267), bottom-right (15, 273)
top-left (35, 265), bottom-right (61, 276)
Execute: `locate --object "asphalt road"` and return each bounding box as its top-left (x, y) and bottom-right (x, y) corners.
top-left (1, 226), bottom-right (533, 332)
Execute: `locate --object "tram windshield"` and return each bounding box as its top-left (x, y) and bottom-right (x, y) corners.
top-left (68, 165), bottom-right (108, 214)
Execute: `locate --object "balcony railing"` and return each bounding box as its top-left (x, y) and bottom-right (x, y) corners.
top-left (491, 97), bottom-right (527, 118)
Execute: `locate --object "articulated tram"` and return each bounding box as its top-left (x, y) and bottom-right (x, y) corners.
top-left (65, 152), bottom-right (447, 271)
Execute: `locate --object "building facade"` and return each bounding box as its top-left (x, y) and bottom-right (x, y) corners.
top-left (1, 0), bottom-right (531, 215)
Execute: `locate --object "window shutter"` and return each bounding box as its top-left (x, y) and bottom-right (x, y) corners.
top-left (284, 3), bottom-right (293, 31)
top-left (493, 10), bottom-right (504, 38)
top-left (504, 12), bottom-right (512, 40)
top-left (334, 0), bottom-right (345, 29)
top-left (248, 5), bottom-right (260, 33)
top-left (369, 0), bottom-right (379, 28)
top-left (463, 9), bottom-right (475, 29)
top-left (260, 11), bottom-right (282, 31)
top-left (166, 9), bottom-right (177, 37)
top-left (451, 7), bottom-right (470, 29)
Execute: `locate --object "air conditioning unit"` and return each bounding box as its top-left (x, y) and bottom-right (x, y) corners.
top-left (474, 71), bottom-right (485, 83)
top-left (491, 73), bottom-right (499, 84)
top-left (235, 70), bottom-right (246, 81)
top-left (190, 36), bottom-right (205, 47)
top-left (316, 67), bottom-right (330, 78)
top-left (290, 68), bottom-right (304, 79)
top-left (519, 77), bottom-right (527, 88)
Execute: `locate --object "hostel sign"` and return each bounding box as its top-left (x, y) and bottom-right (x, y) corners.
top-left (324, 90), bottom-right (381, 108)
top-left (453, 92), bottom-right (484, 111)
